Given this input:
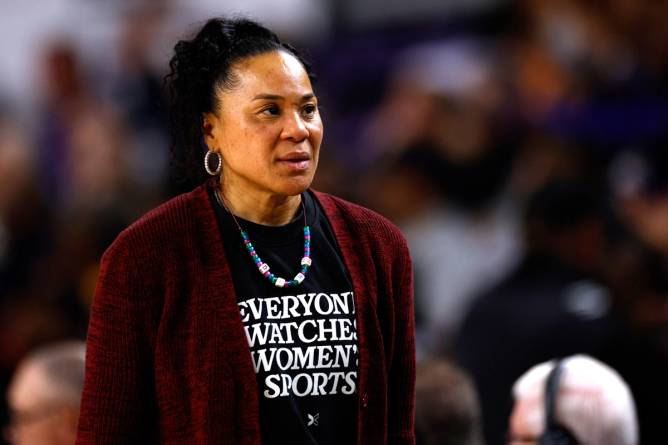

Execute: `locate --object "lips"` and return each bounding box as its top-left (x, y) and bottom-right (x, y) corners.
top-left (277, 151), bottom-right (311, 171)
top-left (278, 151), bottom-right (311, 162)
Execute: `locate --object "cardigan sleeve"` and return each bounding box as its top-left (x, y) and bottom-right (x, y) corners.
top-left (76, 232), bottom-right (159, 444)
top-left (387, 236), bottom-right (416, 445)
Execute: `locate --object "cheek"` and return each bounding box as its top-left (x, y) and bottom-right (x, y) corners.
top-left (309, 123), bottom-right (324, 149)
top-left (224, 130), bottom-right (269, 164)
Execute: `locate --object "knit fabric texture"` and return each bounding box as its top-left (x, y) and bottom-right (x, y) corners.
top-left (76, 180), bottom-right (416, 445)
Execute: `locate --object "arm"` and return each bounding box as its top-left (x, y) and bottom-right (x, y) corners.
top-left (387, 237), bottom-right (416, 445)
top-left (76, 233), bottom-right (158, 444)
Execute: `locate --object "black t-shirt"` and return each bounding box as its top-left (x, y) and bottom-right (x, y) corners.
top-left (209, 189), bottom-right (359, 445)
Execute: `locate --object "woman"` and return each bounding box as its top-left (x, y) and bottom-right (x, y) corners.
top-left (76, 17), bottom-right (415, 445)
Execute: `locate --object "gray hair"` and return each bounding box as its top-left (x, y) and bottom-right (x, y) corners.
top-left (14, 340), bottom-right (86, 406)
top-left (512, 355), bottom-right (638, 445)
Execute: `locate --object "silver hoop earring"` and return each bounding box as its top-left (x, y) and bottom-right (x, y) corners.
top-left (204, 150), bottom-right (222, 176)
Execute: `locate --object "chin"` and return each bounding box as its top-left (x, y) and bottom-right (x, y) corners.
top-left (275, 175), bottom-right (315, 197)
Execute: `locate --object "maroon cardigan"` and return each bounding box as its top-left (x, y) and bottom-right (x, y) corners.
top-left (76, 181), bottom-right (415, 444)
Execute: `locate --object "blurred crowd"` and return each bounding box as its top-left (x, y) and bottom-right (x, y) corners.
top-left (1, 0), bottom-right (667, 444)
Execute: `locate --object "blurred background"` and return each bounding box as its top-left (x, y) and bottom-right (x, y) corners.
top-left (1, 0), bottom-right (667, 443)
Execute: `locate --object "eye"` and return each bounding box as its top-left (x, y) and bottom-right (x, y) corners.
top-left (302, 103), bottom-right (318, 119)
top-left (260, 105), bottom-right (280, 117)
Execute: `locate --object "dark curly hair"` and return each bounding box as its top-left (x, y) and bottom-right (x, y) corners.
top-left (165, 17), bottom-right (315, 187)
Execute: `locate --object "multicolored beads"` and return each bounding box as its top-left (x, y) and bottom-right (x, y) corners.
top-left (214, 189), bottom-right (313, 288)
top-left (240, 226), bottom-right (312, 287)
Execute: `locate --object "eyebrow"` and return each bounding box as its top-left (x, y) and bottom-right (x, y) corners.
top-left (252, 93), bottom-right (315, 101)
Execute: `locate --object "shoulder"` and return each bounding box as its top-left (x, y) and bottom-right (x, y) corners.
top-left (313, 190), bottom-right (410, 254)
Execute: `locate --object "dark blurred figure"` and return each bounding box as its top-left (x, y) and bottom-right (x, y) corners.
top-left (0, 110), bottom-right (51, 301)
top-left (415, 359), bottom-right (483, 445)
top-left (454, 178), bottom-right (617, 445)
top-left (111, 2), bottom-right (171, 196)
top-left (603, 146), bottom-right (668, 440)
top-left (0, 41), bottom-right (140, 445)
top-left (359, 40), bottom-right (522, 356)
top-left (0, 42), bottom-right (131, 351)
top-left (610, 148), bottom-right (668, 259)
top-left (0, 109), bottom-right (55, 440)
top-left (4, 341), bottom-right (85, 445)
top-left (362, 39), bottom-right (516, 214)
top-left (35, 41), bottom-right (135, 216)
top-left (509, 355), bottom-right (638, 445)
top-left (600, 237), bottom-right (668, 442)
top-left (26, 38), bottom-right (152, 325)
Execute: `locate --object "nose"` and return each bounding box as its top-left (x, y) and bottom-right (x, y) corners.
top-left (281, 111), bottom-right (309, 142)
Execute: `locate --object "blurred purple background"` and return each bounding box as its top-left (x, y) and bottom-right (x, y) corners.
top-left (1, 0), bottom-right (667, 443)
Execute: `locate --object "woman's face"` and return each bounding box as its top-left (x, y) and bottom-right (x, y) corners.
top-left (204, 50), bottom-right (323, 200)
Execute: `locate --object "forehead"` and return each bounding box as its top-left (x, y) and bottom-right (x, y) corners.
top-left (226, 51), bottom-right (313, 98)
top-left (8, 362), bottom-right (49, 410)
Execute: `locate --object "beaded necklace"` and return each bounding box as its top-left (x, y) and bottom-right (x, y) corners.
top-left (214, 189), bottom-right (312, 288)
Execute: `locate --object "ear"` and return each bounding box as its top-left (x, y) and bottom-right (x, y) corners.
top-left (202, 112), bottom-right (219, 149)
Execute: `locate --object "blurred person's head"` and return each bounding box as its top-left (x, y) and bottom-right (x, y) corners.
top-left (5, 341), bottom-right (85, 445)
top-left (65, 109), bottom-right (130, 212)
top-left (610, 149), bottom-right (668, 257)
top-left (508, 355), bottom-right (638, 445)
top-left (362, 40), bottom-right (517, 213)
top-left (118, 2), bottom-right (168, 71)
top-left (0, 113), bottom-right (34, 217)
top-left (524, 179), bottom-right (605, 273)
top-left (41, 42), bottom-right (83, 105)
top-left (415, 359), bottom-right (483, 445)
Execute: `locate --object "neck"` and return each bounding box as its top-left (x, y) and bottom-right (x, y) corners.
top-left (218, 180), bottom-right (302, 226)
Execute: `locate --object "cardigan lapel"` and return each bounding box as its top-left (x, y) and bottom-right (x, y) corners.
top-left (191, 181), bottom-right (262, 438)
top-left (312, 191), bottom-right (374, 444)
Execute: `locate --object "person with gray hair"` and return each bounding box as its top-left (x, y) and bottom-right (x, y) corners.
top-left (508, 355), bottom-right (638, 445)
top-left (4, 340), bottom-right (86, 445)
